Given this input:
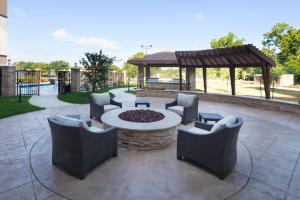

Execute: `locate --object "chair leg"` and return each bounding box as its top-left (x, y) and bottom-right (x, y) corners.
top-left (112, 151), bottom-right (118, 157)
top-left (177, 154), bottom-right (183, 160)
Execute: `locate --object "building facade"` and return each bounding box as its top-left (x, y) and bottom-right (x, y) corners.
top-left (0, 0), bottom-right (7, 65)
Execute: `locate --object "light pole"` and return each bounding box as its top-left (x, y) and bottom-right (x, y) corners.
top-left (140, 44), bottom-right (152, 55)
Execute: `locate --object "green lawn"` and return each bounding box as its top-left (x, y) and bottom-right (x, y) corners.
top-left (0, 96), bottom-right (44, 119)
top-left (57, 85), bottom-right (131, 104)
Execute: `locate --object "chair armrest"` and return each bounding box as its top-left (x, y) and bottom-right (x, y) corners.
top-left (194, 121), bottom-right (213, 131)
top-left (110, 98), bottom-right (122, 108)
top-left (165, 99), bottom-right (177, 109)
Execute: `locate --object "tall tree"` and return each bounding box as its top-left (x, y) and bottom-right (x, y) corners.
top-left (210, 32), bottom-right (245, 79)
top-left (49, 60), bottom-right (70, 74)
top-left (262, 23), bottom-right (300, 83)
top-left (123, 52), bottom-right (145, 79)
top-left (80, 50), bottom-right (115, 92)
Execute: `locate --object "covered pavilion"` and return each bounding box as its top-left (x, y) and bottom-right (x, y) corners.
top-left (127, 44), bottom-right (275, 99)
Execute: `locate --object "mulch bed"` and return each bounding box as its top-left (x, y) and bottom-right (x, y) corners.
top-left (118, 109), bottom-right (165, 123)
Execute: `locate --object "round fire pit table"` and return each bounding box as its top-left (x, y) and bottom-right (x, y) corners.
top-left (101, 108), bottom-right (181, 150)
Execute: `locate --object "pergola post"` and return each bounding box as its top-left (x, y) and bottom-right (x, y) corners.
top-left (262, 62), bottom-right (271, 99)
top-left (202, 67), bottom-right (207, 93)
top-left (229, 67), bottom-right (236, 95)
top-left (145, 66), bottom-right (150, 80)
top-left (179, 67), bottom-right (182, 91)
top-left (137, 65), bottom-right (144, 88)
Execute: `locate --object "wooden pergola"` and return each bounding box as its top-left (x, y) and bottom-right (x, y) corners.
top-left (127, 44), bottom-right (275, 99)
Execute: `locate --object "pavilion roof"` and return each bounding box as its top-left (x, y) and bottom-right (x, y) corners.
top-left (127, 44), bottom-right (275, 68)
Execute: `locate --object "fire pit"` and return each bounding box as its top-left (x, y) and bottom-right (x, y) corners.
top-left (101, 108), bottom-right (181, 150)
top-left (118, 109), bottom-right (164, 123)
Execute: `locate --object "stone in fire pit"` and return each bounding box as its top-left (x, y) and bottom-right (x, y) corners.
top-left (118, 109), bottom-right (164, 123)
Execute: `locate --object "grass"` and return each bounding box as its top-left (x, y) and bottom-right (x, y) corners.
top-left (0, 96), bottom-right (44, 119)
top-left (57, 85), bottom-right (130, 104)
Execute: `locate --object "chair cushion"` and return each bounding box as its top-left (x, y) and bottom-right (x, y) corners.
top-left (177, 93), bottom-right (196, 107)
top-left (167, 106), bottom-right (184, 116)
top-left (187, 127), bottom-right (210, 135)
top-left (54, 114), bottom-right (89, 129)
top-left (92, 93), bottom-right (110, 105)
top-left (88, 126), bottom-right (104, 133)
top-left (210, 115), bottom-right (237, 133)
top-left (104, 105), bottom-right (120, 112)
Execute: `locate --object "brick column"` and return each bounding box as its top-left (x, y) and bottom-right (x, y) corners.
top-left (186, 67), bottom-right (196, 90)
top-left (145, 66), bottom-right (150, 79)
top-left (137, 65), bottom-right (144, 88)
top-left (0, 65), bottom-right (16, 96)
top-left (71, 69), bottom-right (81, 92)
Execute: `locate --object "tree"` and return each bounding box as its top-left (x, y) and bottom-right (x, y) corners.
top-left (110, 64), bottom-right (123, 73)
top-left (210, 32), bottom-right (245, 78)
top-left (79, 50), bottom-right (115, 92)
top-left (49, 60), bottom-right (70, 74)
top-left (123, 52), bottom-right (145, 79)
top-left (262, 23), bottom-right (300, 83)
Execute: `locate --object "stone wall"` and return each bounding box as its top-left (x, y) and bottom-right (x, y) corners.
top-left (0, 66), bottom-right (16, 96)
top-left (71, 69), bottom-right (81, 92)
top-left (146, 82), bottom-right (186, 90)
top-left (137, 89), bottom-right (300, 115)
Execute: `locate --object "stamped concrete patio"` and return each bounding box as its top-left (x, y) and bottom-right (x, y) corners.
top-left (0, 94), bottom-right (300, 200)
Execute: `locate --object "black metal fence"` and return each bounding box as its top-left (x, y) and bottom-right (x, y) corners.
top-left (58, 71), bottom-right (70, 94)
top-left (16, 70), bottom-right (41, 96)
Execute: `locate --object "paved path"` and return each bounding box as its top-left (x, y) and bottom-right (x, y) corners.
top-left (29, 94), bottom-right (73, 108)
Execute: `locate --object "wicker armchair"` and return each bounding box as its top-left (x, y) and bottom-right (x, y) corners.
top-left (89, 93), bottom-right (122, 121)
top-left (48, 117), bottom-right (118, 179)
top-left (177, 117), bottom-right (243, 179)
top-left (166, 94), bottom-right (199, 124)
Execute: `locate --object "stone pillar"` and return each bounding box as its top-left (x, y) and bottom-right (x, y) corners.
top-left (71, 69), bottom-right (81, 92)
top-left (186, 67), bottom-right (196, 90)
top-left (137, 65), bottom-right (144, 88)
top-left (145, 66), bottom-right (150, 79)
top-left (0, 65), bottom-right (16, 96)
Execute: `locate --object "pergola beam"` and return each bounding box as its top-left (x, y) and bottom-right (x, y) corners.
top-left (203, 67), bottom-right (207, 93)
top-left (229, 67), bottom-right (236, 95)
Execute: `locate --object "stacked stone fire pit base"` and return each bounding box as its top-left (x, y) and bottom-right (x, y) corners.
top-left (101, 108), bottom-right (182, 151)
top-left (105, 125), bottom-right (177, 150)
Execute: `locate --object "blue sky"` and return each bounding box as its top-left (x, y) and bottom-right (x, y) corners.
top-left (8, 0), bottom-right (300, 66)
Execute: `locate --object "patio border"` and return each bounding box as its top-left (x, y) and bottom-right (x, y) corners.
top-left (136, 89), bottom-right (300, 115)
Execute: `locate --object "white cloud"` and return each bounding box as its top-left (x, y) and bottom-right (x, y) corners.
top-left (195, 13), bottom-right (205, 20)
top-left (51, 28), bottom-right (120, 50)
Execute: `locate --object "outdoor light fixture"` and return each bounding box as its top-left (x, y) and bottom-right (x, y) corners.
top-left (140, 44), bottom-right (152, 55)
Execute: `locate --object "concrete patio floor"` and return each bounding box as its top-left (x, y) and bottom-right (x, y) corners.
top-left (0, 96), bottom-right (300, 200)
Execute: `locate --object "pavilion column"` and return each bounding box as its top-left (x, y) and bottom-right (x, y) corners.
top-left (145, 66), bottom-right (150, 80)
top-left (202, 67), bottom-right (207, 93)
top-left (262, 62), bottom-right (271, 99)
top-left (186, 67), bottom-right (196, 90)
top-left (229, 67), bottom-right (236, 95)
top-left (179, 67), bottom-right (182, 91)
top-left (137, 65), bottom-right (144, 89)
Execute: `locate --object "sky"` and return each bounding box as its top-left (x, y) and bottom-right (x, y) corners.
top-left (7, 0), bottom-right (300, 66)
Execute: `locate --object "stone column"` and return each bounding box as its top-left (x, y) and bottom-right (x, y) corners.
top-left (137, 65), bottom-right (144, 88)
top-left (186, 67), bottom-right (196, 90)
top-left (0, 65), bottom-right (16, 96)
top-left (71, 69), bottom-right (81, 92)
top-left (145, 66), bottom-right (150, 79)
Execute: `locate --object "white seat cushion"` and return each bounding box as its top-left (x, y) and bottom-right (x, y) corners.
top-left (210, 115), bottom-right (237, 133)
top-left (54, 114), bottom-right (89, 129)
top-left (104, 104), bottom-right (120, 112)
top-left (177, 93), bottom-right (196, 107)
top-left (167, 106), bottom-right (184, 116)
top-left (88, 126), bottom-right (104, 133)
top-left (187, 127), bottom-right (210, 135)
top-left (92, 93), bottom-right (110, 105)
